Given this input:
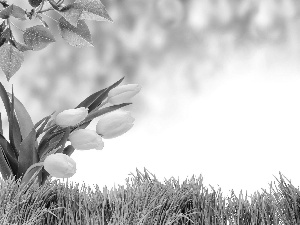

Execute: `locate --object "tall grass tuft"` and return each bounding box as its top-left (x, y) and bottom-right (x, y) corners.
top-left (0, 168), bottom-right (299, 224)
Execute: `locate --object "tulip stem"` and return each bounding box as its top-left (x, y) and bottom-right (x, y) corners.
top-left (19, 162), bottom-right (44, 192)
top-left (42, 124), bottom-right (57, 133)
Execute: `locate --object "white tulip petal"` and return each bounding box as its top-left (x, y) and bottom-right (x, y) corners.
top-left (44, 153), bottom-right (76, 178)
top-left (102, 123), bottom-right (134, 139)
top-left (55, 107), bottom-right (88, 127)
top-left (69, 129), bottom-right (104, 150)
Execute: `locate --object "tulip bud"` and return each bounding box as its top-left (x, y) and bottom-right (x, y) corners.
top-left (44, 153), bottom-right (76, 178)
top-left (107, 84), bottom-right (141, 104)
top-left (69, 129), bottom-right (104, 150)
top-left (55, 107), bottom-right (88, 128)
top-left (96, 110), bottom-right (134, 139)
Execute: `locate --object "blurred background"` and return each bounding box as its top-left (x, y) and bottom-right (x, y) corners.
top-left (1, 0), bottom-right (300, 202)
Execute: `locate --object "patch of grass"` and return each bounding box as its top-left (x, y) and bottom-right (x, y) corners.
top-left (0, 168), bottom-right (299, 224)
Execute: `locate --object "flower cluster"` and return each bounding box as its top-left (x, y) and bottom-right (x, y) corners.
top-left (0, 77), bottom-right (141, 191)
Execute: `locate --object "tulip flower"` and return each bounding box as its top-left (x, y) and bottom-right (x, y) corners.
top-left (96, 110), bottom-right (134, 139)
top-left (55, 107), bottom-right (88, 127)
top-left (69, 129), bottom-right (104, 150)
top-left (44, 153), bottom-right (76, 178)
top-left (107, 84), bottom-right (141, 104)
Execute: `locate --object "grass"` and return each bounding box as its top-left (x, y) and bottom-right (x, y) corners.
top-left (0, 168), bottom-right (299, 225)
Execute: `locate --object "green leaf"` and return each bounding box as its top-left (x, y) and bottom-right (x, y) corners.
top-left (40, 167), bottom-right (50, 186)
top-left (18, 162), bottom-right (43, 193)
top-left (0, 43), bottom-right (24, 81)
top-left (10, 40), bottom-right (33, 52)
top-left (18, 128), bottom-right (38, 178)
top-left (38, 128), bottom-right (65, 159)
top-left (0, 113), bottom-right (2, 135)
top-left (23, 25), bottom-right (56, 51)
top-left (34, 111), bottom-right (55, 130)
top-left (0, 81), bottom-right (11, 120)
top-left (76, 88), bottom-right (106, 109)
top-left (89, 76), bottom-right (125, 111)
top-left (38, 124), bottom-right (59, 150)
top-left (58, 17), bottom-right (93, 47)
top-left (0, 5), bottom-right (26, 20)
top-left (1, 28), bottom-right (11, 41)
top-left (11, 5), bottom-right (27, 20)
top-left (58, 4), bottom-right (83, 27)
top-left (43, 127), bottom-right (70, 158)
top-left (8, 88), bottom-right (21, 160)
top-left (76, 103), bottom-right (132, 130)
top-left (0, 133), bottom-right (18, 176)
top-left (36, 115), bottom-right (52, 138)
top-left (0, 5), bottom-right (13, 19)
top-left (7, 92), bottom-right (34, 140)
top-left (76, 77), bottom-right (124, 112)
top-left (0, 145), bottom-right (13, 180)
top-left (75, 0), bottom-right (112, 22)
top-left (0, 21), bottom-right (5, 33)
top-left (55, 127), bottom-right (70, 150)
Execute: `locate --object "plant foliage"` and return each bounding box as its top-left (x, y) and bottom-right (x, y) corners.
top-left (0, 0), bottom-right (112, 80)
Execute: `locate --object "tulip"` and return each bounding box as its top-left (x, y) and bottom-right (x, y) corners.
top-left (44, 153), bottom-right (76, 178)
top-left (96, 110), bottom-right (134, 139)
top-left (55, 107), bottom-right (88, 128)
top-left (69, 129), bottom-right (104, 150)
top-left (107, 84), bottom-right (141, 104)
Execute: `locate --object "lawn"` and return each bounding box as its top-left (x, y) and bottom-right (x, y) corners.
top-left (0, 168), bottom-right (299, 224)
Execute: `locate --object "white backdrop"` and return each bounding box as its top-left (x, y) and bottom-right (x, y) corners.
top-left (52, 47), bottom-right (300, 201)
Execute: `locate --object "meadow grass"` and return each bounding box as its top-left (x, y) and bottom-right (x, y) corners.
top-left (0, 168), bottom-right (299, 225)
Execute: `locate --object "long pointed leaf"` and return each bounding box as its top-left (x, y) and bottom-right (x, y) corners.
top-left (8, 88), bottom-right (21, 159)
top-left (76, 76), bottom-right (124, 112)
top-left (41, 127), bottom-right (70, 159)
top-left (36, 115), bottom-right (52, 138)
top-left (38, 126), bottom-right (64, 147)
top-left (39, 124), bottom-right (58, 144)
top-left (75, 88), bottom-right (107, 110)
top-left (38, 128), bottom-right (66, 159)
top-left (0, 133), bottom-right (18, 176)
top-left (88, 76), bottom-right (125, 111)
top-left (55, 127), bottom-right (70, 152)
top-left (40, 167), bottom-right (51, 186)
top-left (34, 111), bottom-right (55, 130)
top-left (19, 162), bottom-right (44, 193)
top-left (0, 145), bottom-right (13, 180)
top-left (0, 81), bottom-right (11, 120)
top-left (17, 128), bottom-right (38, 178)
top-left (37, 124), bottom-right (61, 156)
top-left (7, 92), bottom-right (34, 140)
top-left (0, 113), bottom-right (2, 135)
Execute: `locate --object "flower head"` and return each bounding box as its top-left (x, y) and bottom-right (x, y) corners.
top-left (96, 110), bottom-right (134, 139)
top-left (44, 153), bottom-right (76, 178)
top-left (69, 129), bottom-right (104, 150)
top-left (55, 107), bottom-right (88, 128)
top-left (107, 84), bottom-right (141, 104)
